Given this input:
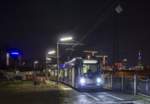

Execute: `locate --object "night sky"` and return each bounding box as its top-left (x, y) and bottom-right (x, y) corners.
top-left (0, 0), bottom-right (150, 65)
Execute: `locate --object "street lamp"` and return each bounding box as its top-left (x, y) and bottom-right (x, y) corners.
top-left (46, 57), bottom-right (52, 61)
top-left (46, 50), bottom-right (56, 81)
top-left (6, 53), bottom-right (10, 66)
top-left (33, 60), bottom-right (39, 69)
top-left (57, 36), bottom-right (73, 84)
top-left (46, 50), bottom-right (56, 71)
top-left (48, 50), bottom-right (56, 55)
top-left (60, 36), bottom-right (73, 42)
top-left (113, 4), bottom-right (123, 64)
top-left (46, 50), bottom-right (56, 63)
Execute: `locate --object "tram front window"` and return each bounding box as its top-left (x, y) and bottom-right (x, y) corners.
top-left (82, 64), bottom-right (98, 75)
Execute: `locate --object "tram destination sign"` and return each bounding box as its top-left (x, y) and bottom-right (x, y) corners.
top-left (83, 60), bottom-right (98, 64)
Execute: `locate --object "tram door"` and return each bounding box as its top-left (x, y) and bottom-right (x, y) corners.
top-left (68, 68), bottom-right (72, 85)
top-left (71, 67), bottom-right (75, 87)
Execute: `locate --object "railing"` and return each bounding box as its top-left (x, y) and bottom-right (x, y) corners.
top-left (103, 70), bottom-right (150, 96)
top-left (137, 77), bottom-right (150, 95)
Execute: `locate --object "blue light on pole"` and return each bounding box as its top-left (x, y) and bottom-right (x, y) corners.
top-left (7, 49), bottom-right (22, 67)
top-left (9, 50), bottom-right (21, 58)
top-left (10, 52), bottom-right (20, 55)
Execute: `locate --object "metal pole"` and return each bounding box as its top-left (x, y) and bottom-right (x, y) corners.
top-left (121, 73), bottom-right (124, 92)
top-left (134, 74), bottom-right (137, 95)
top-left (111, 74), bottom-right (113, 90)
top-left (45, 55), bottom-right (47, 70)
top-left (146, 79), bottom-right (149, 93)
top-left (45, 55), bottom-right (48, 80)
top-left (57, 43), bottom-right (59, 85)
top-left (6, 52), bottom-right (10, 66)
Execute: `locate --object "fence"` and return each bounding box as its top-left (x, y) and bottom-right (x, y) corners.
top-left (137, 77), bottom-right (150, 95)
top-left (103, 72), bottom-right (150, 96)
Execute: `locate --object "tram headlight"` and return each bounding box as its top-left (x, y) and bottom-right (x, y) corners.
top-left (96, 77), bottom-right (102, 84)
top-left (80, 77), bottom-right (86, 85)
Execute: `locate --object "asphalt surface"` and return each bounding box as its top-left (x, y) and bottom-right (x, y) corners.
top-left (0, 81), bottom-right (147, 104)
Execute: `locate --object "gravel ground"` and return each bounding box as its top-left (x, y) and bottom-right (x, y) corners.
top-left (0, 80), bottom-right (63, 104)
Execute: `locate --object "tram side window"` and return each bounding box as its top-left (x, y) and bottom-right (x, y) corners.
top-left (68, 68), bottom-right (72, 81)
top-left (59, 70), bottom-right (64, 79)
top-left (65, 69), bottom-right (68, 77)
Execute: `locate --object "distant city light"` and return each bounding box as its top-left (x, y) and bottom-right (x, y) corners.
top-left (34, 60), bottom-right (39, 64)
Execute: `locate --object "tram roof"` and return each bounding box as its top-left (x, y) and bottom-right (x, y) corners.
top-left (65, 57), bottom-right (82, 64)
top-left (65, 57), bottom-right (98, 64)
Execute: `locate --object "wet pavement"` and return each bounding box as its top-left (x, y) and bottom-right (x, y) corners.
top-left (0, 81), bottom-right (148, 104)
top-left (60, 87), bottom-right (136, 104)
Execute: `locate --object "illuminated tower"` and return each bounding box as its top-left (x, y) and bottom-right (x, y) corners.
top-left (138, 50), bottom-right (142, 66)
top-left (137, 50), bottom-right (144, 70)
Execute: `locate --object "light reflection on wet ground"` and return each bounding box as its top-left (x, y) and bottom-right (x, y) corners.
top-left (61, 89), bottom-right (135, 104)
top-left (0, 82), bottom-right (139, 104)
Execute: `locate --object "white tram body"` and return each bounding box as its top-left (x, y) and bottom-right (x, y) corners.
top-left (58, 57), bottom-right (104, 89)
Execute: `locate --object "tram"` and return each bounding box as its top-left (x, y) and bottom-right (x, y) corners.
top-left (59, 57), bottom-right (104, 89)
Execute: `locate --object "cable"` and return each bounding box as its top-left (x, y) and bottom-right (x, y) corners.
top-left (79, 0), bottom-right (120, 43)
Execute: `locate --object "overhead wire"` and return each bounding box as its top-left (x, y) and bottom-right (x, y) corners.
top-left (79, 0), bottom-right (120, 43)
